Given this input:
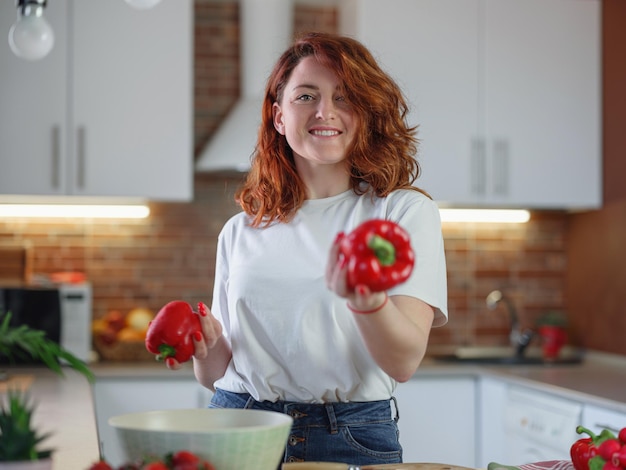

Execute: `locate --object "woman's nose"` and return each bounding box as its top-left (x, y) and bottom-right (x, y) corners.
top-left (315, 97), bottom-right (336, 120)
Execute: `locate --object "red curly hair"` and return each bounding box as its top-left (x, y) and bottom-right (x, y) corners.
top-left (236, 32), bottom-right (427, 227)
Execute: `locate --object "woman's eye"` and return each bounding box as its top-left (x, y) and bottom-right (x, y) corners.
top-left (296, 94), bottom-right (314, 102)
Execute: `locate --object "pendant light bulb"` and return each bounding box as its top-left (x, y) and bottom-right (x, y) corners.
top-left (8, 0), bottom-right (55, 61)
top-left (124, 0), bottom-right (162, 10)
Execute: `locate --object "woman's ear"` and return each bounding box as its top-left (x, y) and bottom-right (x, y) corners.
top-left (273, 102), bottom-right (285, 135)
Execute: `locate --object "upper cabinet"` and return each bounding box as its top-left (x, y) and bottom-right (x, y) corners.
top-left (340, 0), bottom-right (601, 209)
top-left (0, 0), bottom-right (193, 201)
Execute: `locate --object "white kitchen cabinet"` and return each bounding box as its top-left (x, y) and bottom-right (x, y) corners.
top-left (93, 377), bottom-right (213, 467)
top-left (340, 0), bottom-right (601, 210)
top-left (0, 0), bottom-right (192, 201)
top-left (393, 375), bottom-right (476, 467)
top-left (582, 403), bottom-right (626, 436)
top-left (477, 376), bottom-right (508, 468)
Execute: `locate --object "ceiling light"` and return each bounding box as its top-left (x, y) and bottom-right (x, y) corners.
top-left (8, 0), bottom-right (55, 61)
top-left (439, 209), bottom-right (530, 224)
top-left (0, 204), bottom-right (150, 219)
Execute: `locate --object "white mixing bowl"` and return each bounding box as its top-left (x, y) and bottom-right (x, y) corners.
top-left (108, 408), bottom-right (293, 470)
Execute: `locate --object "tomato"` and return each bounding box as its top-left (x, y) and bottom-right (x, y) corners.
top-left (142, 462), bottom-right (168, 470)
top-left (88, 460), bottom-right (114, 470)
top-left (599, 439), bottom-right (622, 461)
top-left (171, 450), bottom-right (200, 470)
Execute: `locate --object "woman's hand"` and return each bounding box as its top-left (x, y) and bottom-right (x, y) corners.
top-left (165, 302), bottom-right (224, 370)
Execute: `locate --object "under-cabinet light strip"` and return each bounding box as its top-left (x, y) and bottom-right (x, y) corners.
top-left (0, 205), bottom-right (527, 223)
top-left (438, 209), bottom-right (530, 224)
top-left (0, 204), bottom-right (150, 219)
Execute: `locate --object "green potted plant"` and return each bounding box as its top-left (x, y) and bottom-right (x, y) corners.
top-left (0, 312), bottom-right (94, 469)
top-left (535, 310), bottom-right (568, 360)
top-left (0, 391), bottom-right (53, 469)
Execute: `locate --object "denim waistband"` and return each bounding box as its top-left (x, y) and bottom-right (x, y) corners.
top-left (211, 389), bottom-right (399, 431)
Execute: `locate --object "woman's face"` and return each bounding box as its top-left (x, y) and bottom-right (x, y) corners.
top-left (273, 56), bottom-right (356, 169)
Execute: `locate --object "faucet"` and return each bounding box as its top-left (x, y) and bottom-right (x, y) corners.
top-left (485, 290), bottom-right (534, 356)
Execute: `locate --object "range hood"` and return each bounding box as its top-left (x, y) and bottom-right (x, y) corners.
top-left (195, 0), bottom-right (293, 173)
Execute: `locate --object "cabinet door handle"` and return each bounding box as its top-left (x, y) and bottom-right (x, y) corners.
top-left (493, 139), bottom-right (509, 196)
top-left (594, 423), bottom-right (619, 433)
top-left (76, 126), bottom-right (86, 189)
top-left (471, 138), bottom-right (486, 196)
top-left (51, 126), bottom-right (61, 189)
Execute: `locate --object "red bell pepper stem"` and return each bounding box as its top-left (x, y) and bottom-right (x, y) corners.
top-left (156, 344), bottom-right (178, 362)
top-left (368, 234), bottom-right (396, 266)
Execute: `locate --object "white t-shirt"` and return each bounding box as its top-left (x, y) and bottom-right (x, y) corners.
top-left (210, 188), bottom-right (448, 403)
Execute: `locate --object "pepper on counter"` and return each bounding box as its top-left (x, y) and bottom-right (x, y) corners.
top-left (145, 300), bottom-right (202, 364)
top-left (338, 219), bottom-right (415, 293)
top-left (571, 425), bottom-right (626, 470)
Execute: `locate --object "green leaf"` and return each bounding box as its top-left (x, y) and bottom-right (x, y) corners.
top-left (589, 455), bottom-right (606, 470)
top-left (0, 311), bottom-right (94, 383)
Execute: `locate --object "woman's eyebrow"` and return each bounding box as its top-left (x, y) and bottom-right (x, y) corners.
top-left (291, 83), bottom-right (319, 92)
top-left (291, 84), bottom-right (342, 92)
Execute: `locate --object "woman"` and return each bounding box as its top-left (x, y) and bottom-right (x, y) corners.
top-left (171, 32), bottom-right (448, 466)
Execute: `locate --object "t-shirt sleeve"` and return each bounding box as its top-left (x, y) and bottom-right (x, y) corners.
top-left (387, 193), bottom-right (448, 327)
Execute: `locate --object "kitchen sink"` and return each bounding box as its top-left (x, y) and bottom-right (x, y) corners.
top-left (430, 346), bottom-right (584, 366)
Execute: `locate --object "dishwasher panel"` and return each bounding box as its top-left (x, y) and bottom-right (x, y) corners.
top-left (503, 386), bottom-right (583, 463)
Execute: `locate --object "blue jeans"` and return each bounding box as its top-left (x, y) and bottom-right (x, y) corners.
top-left (209, 389), bottom-right (403, 466)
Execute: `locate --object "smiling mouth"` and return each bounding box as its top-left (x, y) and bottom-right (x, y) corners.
top-left (310, 129), bottom-right (340, 137)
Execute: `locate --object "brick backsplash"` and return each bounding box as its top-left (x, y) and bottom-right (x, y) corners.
top-left (0, 1), bottom-right (572, 352)
top-left (0, 172), bottom-right (568, 350)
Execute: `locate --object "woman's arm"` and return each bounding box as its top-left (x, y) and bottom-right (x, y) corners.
top-left (352, 294), bottom-right (434, 382)
top-left (326, 237), bottom-right (435, 382)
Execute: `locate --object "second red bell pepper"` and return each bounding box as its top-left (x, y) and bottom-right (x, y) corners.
top-left (571, 426), bottom-right (617, 470)
top-left (145, 300), bottom-right (202, 363)
top-left (338, 219), bottom-right (415, 293)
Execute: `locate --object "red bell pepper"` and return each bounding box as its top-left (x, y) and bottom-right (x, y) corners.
top-left (338, 219), bottom-right (415, 293)
top-left (571, 426), bottom-right (618, 470)
top-left (145, 300), bottom-right (202, 363)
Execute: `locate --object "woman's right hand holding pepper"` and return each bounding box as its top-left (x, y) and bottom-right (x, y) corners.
top-left (165, 302), bottom-right (224, 370)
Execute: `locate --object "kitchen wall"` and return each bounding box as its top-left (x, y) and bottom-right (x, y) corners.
top-left (0, 173), bottom-right (569, 350)
top-left (565, 0), bottom-right (626, 356)
top-left (1, 0), bottom-right (621, 356)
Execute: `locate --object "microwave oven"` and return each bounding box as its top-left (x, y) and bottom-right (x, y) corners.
top-left (0, 283), bottom-right (92, 363)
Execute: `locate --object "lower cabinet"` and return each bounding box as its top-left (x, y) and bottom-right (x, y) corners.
top-left (93, 377), bottom-right (213, 467)
top-left (393, 375), bottom-right (476, 467)
top-left (477, 376), bottom-right (509, 468)
top-left (93, 370), bottom-right (625, 469)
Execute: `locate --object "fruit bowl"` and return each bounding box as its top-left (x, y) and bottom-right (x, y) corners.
top-left (93, 336), bottom-right (153, 361)
top-left (108, 408), bottom-right (293, 470)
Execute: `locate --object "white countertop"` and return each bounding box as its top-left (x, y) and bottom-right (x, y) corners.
top-left (3, 350), bottom-right (625, 469)
top-left (417, 350), bottom-right (626, 413)
top-left (0, 367), bottom-right (100, 470)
